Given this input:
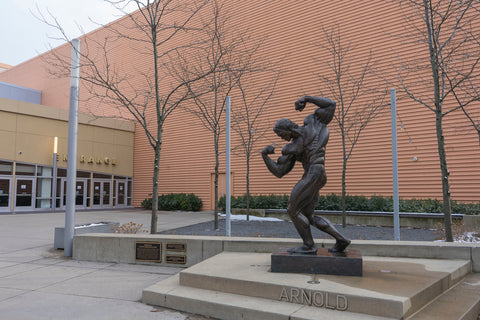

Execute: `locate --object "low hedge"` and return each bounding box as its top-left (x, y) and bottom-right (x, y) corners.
top-left (141, 193), bottom-right (202, 211)
top-left (218, 194), bottom-right (480, 215)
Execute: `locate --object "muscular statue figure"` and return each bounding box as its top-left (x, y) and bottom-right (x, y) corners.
top-left (262, 96), bottom-right (351, 254)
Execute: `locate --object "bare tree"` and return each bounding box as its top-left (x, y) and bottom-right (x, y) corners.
top-left (396, 0), bottom-right (480, 241)
top-left (317, 26), bottom-right (387, 228)
top-left (182, 0), bottom-right (261, 229)
top-left (38, 0), bottom-right (210, 234)
top-left (231, 72), bottom-right (278, 220)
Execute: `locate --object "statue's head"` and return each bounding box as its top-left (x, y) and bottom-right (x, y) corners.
top-left (274, 118), bottom-right (298, 141)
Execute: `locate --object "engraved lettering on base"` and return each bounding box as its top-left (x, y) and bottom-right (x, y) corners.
top-left (290, 288), bottom-right (300, 303)
top-left (279, 288), bottom-right (289, 302)
top-left (326, 293), bottom-right (336, 309)
top-left (302, 290), bottom-right (312, 305)
top-left (278, 287), bottom-right (347, 311)
top-left (337, 295), bottom-right (348, 311)
top-left (313, 291), bottom-right (324, 307)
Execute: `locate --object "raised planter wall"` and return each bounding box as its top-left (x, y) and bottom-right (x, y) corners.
top-left (231, 208), bottom-right (480, 229)
top-left (73, 233), bottom-right (480, 272)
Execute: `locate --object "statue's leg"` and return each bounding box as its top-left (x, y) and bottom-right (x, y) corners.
top-left (287, 177), bottom-right (317, 254)
top-left (305, 165), bottom-right (351, 253)
top-left (310, 215), bottom-right (351, 253)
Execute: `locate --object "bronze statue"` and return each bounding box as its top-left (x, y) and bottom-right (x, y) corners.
top-left (262, 96), bottom-right (351, 254)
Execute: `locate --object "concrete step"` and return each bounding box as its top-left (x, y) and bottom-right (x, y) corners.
top-left (407, 273), bottom-right (480, 320)
top-left (180, 252), bottom-right (470, 318)
top-left (143, 274), bottom-right (395, 320)
top-left (143, 252), bottom-right (472, 319)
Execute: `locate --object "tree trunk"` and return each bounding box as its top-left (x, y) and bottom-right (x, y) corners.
top-left (423, 0), bottom-right (453, 242)
top-left (436, 112), bottom-right (454, 241)
top-left (246, 154), bottom-right (250, 221)
top-left (214, 131), bottom-right (219, 230)
top-left (341, 159), bottom-right (347, 228)
top-left (341, 129), bottom-right (347, 228)
top-left (150, 142), bottom-right (161, 234)
top-left (151, 27), bottom-right (160, 235)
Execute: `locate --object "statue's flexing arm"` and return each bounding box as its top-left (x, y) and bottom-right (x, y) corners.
top-left (262, 117), bottom-right (303, 179)
top-left (261, 145), bottom-right (295, 178)
top-left (295, 96), bottom-right (336, 124)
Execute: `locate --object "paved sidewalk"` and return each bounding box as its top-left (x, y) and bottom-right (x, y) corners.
top-left (0, 209), bottom-right (214, 320)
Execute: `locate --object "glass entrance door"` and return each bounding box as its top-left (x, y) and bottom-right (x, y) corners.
top-left (93, 180), bottom-right (111, 208)
top-left (75, 180), bottom-right (86, 207)
top-left (0, 178), bottom-right (11, 211)
top-left (116, 181), bottom-right (126, 207)
top-left (61, 179), bottom-right (87, 209)
top-left (15, 178), bottom-right (34, 210)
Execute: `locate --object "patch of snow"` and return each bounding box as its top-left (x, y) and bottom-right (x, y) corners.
top-left (455, 231), bottom-right (480, 243)
top-left (435, 232), bottom-right (480, 243)
top-left (75, 223), bottom-right (107, 229)
top-left (219, 213), bottom-right (283, 222)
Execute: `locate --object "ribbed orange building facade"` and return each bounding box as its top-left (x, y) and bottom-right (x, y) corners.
top-left (1, 0), bottom-right (480, 210)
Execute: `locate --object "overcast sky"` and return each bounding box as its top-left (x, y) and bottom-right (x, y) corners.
top-left (0, 0), bottom-right (136, 66)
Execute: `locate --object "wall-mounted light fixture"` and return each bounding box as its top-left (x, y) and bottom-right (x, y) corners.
top-left (53, 136), bottom-right (58, 154)
top-left (52, 136), bottom-right (58, 212)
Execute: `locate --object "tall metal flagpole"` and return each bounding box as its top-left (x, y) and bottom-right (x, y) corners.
top-left (391, 89), bottom-right (400, 241)
top-left (225, 96), bottom-right (231, 237)
top-left (64, 39), bottom-right (81, 257)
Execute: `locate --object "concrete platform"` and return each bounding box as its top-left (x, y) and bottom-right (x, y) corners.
top-left (143, 252), bottom-right (474, 320)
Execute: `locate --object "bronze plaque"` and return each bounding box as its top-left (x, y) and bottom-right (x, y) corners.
top-left (166, 255), bottom-right (187, 265)
top-left (135, 242), bottom-right (162, 262)
top-left (166, 242), bottom-right (186, 252)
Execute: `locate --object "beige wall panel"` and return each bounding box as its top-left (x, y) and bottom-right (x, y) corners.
top-left (91, 126), bottom-right (116, 145)
top-left (113, 145), bottom-right (134, 176)
top-left (76, 140), bottom-right (95, 159)
top-left (14, 133), bottom-right (53, 166)
top-left (0, 132), bottom-right (16, 160)
top-left (113, 130), bottom-right (134, 146)
top-left (0, 111), bottom-right (17, 132)
top-left (16, 116), bottom-right (63, 137)
top-left (91, 142), bottom-right (116, 157)
top-left (0, 109), bottom-right (134, 177)
top-left (78, 125), bottom-right (95, 142)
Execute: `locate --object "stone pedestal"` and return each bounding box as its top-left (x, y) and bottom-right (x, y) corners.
top-left (271, 247), bottom-right (363, 276)
top-left (143, 251), bottom-right (475, 319)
